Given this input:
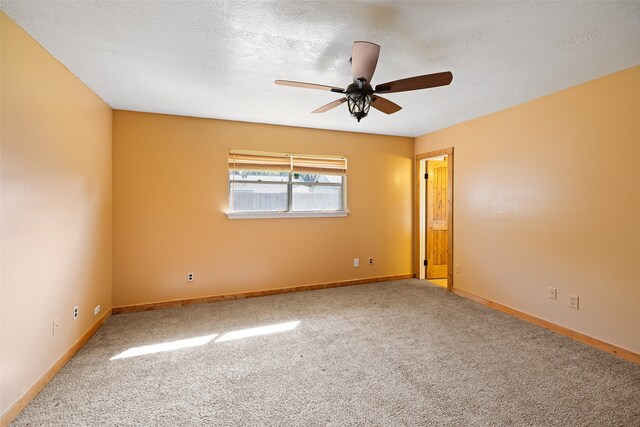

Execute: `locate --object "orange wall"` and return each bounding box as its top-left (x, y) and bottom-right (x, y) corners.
top-left (112, 111), bottom-right (414, 307)
top-left (416, 65), bottom-right (640, 354)
top-left (1, 13), bottom-right (112, 415)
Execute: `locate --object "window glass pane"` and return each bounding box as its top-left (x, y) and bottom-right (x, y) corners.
top-left (231, 182), bottom-right (288, 212)
top-left (229, 170), bottom-right (289, 182)
top-left (292, 173), bottom-right (342, 184)
top-left (292, 184), bottom-right (342, 211)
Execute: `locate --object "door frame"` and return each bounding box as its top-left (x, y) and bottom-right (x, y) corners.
top-left (415, 147), bottom-right (454, 291)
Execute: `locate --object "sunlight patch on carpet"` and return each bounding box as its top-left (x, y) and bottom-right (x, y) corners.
top-left (110, 321), bottom-right (301, 360)
top-left (111, 334), bottom-right (218, 360)
top-left (216, 321), bottom-right (300, 342)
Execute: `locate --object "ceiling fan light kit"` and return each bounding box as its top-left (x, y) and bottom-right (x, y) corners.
top-left (346, 80), bottom-right (374, 122)
top-left (275, 41), bottom-right (453, 122)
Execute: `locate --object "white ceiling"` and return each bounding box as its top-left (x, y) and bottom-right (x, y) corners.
top-left (2, 1), bottom-right (640, 137)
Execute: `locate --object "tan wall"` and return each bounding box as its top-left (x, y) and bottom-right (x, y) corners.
top-left (416, 66), bottom-right (640, 354)
top-left (1, 13), bottom-right (112, 415)
top-left (112, 111), bottom-right (414, 306)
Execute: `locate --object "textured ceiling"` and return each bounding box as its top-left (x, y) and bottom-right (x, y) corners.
top-left (2, 1), bottom-right (640, 137)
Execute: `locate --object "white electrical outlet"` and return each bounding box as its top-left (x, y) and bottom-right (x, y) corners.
top-left (73, 305), bottom-right (78, 320)
top-left (368, 257), bottom-right (374, 265)
top-left (94, 305), bottom-right (101, 315)
top-left (353, 258), bottom-right (359, 267)
top-left (187, 272), bottom-right (194, 282)
top-left (568, 294), bottom-right (579, 309)
top-left (547, 287), bottom-right (557, 300)
top-left (455, 264), bottom-right (461, 274)
top-left (52, 319), bottom-right (59, 336)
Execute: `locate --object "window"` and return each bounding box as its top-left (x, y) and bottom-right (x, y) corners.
top-left (228, 150), bottom-right (347, 218)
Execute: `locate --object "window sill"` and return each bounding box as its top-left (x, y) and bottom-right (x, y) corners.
top-left (227, 211), bottom-right (349, 220)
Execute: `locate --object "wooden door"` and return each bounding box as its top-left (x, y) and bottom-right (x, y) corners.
top-left (426, 159), bottom-right (448, 279)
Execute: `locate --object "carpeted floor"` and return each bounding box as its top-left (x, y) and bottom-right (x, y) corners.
top-left (11, 279), bottom-right (640, 426)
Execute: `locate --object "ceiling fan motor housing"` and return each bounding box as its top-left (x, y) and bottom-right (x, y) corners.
top-left (346, 83), bottom-right (374, 122)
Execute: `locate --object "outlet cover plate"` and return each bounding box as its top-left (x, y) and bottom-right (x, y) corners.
top-left (568, 294), bottom-right (579, 309)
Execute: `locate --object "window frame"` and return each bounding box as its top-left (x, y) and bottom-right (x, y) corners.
top-left (227, 151), bottom-right (348, 219)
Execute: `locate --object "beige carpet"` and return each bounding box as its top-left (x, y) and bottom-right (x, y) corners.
top-left (11, 279), bottom-right (640, 426)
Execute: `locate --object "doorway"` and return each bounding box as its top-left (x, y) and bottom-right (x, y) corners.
top-left (415, 148), bottom-right (453, 291)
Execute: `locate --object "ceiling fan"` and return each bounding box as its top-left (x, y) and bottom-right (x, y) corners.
top-left (275, 41), bottom-right (453, 122)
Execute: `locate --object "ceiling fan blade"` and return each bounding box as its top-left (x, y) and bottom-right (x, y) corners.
top-left (375, 71), bottom-right (453, 94)
top-left (370, 96), bottom-right (402, 114)
top-left (312, 98), bottom-right (346, 113)
top-left (275, 80), bottom-right (345, 92)
top-left (351, 41), bottom-right (380, 84)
